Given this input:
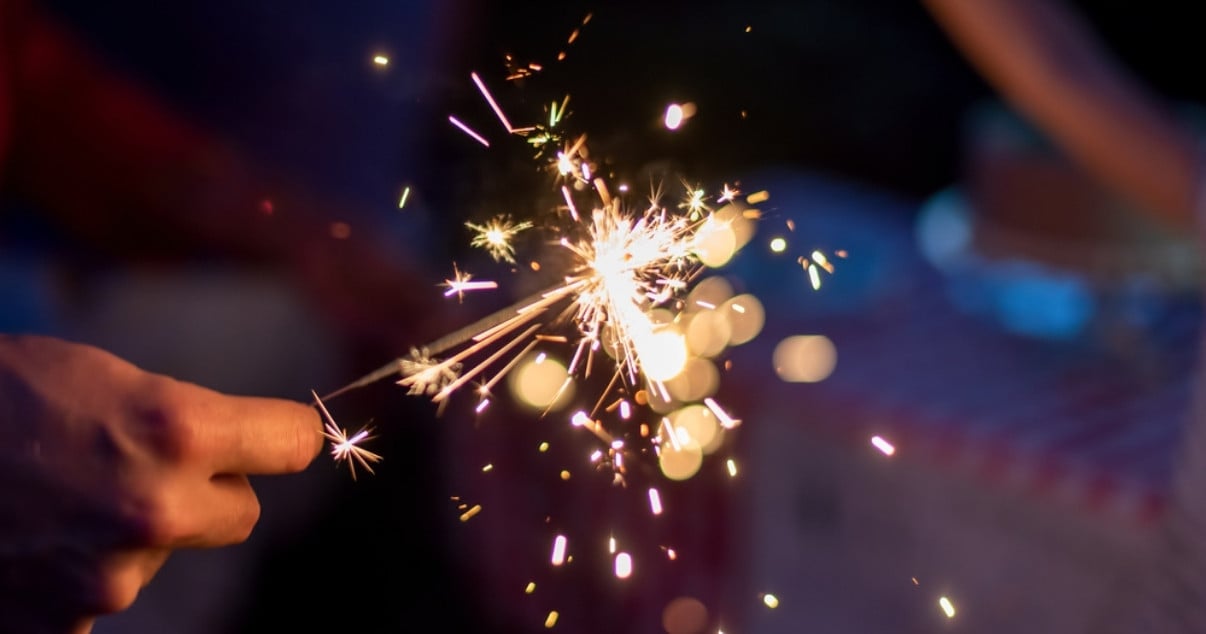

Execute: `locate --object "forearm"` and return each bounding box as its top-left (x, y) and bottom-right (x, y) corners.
top-left (4, 1), bottom-right (319, 264)
top-left (923, 0), bottom-right (1200, 226)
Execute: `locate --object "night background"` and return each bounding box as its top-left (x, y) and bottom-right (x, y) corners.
top-left (4, 0), bottom-right (1206, 632)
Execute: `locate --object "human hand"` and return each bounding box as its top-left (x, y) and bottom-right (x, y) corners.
top-left (0, 335), bottom-right (322, 634)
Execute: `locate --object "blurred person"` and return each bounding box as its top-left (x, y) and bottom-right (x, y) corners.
top-left (0, 0), bottom-right (451, 631)
top-left (923, 0), bottom-right (1206, 630)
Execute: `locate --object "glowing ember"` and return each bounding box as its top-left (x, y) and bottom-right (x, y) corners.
top-left (448, 115), bottom-right (490, 147)
top-left (459, 504), bottom-right (482, 522)
top-left (551, 535), bottom-right (568, 566)
top-left (762, 593), bottom-right (780, 609)
top-left (466, 216), bottom-right (534, 263)
top-left (372, 54), bottom-right (389, 66)
top-left (312, 391), bottom-right (382, 481)
top-left (939, 597), bottom-right (956, 618)
top-left (664, 104), bottom-right (685, 130)
top-left (648, 487), bottom-right (664, 515)
top-left (871, 435), bottom-right (896, 456)
top-left (545, 611), bottom-right (559, 628)
top-left (614, 552), bottom-right (633, 579)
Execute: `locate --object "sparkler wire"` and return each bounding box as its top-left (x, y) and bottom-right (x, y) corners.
top-left (319, 284), bottom-right (561, 401)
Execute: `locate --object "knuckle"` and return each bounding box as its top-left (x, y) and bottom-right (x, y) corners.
top-left (135, 381), bottom-right (199, 463)
top-left (233, 496), bottom-right (262, 543)
top-left (90, 564), bottom-right (143, 615)
top-left (124, 491), bottom-right (183, 546)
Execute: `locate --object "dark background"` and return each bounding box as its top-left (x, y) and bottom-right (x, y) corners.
top-left (12, 0), bottom-right (1206, 631)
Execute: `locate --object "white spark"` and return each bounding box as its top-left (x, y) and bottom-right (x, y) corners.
top-left (311, 390), bottom-right (383, 481)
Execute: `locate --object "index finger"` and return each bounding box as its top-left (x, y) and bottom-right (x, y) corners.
top-left (160, 381), bottom-right (324, 475)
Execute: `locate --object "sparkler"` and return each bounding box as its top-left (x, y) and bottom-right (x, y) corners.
top-left (312, 390), bottom-right (382, 480)
top-left (321, 18), bottom-right (835, 627)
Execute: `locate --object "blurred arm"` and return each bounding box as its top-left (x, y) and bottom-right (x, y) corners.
top-left (923, 0), bottom-right (1201, 228)
top-left (3, 0), bottom-right (322, 262)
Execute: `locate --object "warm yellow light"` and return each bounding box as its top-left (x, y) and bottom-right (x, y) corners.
top-left (614, 552), bottom-right (633, 579)
top-left (693, 216), bottom-right (738, 268)
top-left (509, 354), bottom-right (573, 410)
top-left (662, 597), bottom-right (709, 634)
top-left (724, 294), bottom-right (765, 346)
top-left (640, 329), bottom-right (688, 382)
top-left (658, 439), bottom-right (703, 481)
top-left (685, 311), bottom-right (731, 359)
top-left (772, 335), bottom-right (837, 383)
top-left (551, 535), bottom-right (568, 566)
top-left (664, 104), bottom-right (685, 130)
top-left (939, 596), bottom-right (956, 618)
top-left (769, 237), bottom-right (787, 252)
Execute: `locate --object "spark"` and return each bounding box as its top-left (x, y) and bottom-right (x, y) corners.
top-left (762, 594), bottom-right (780, 609)
top-left (466, 216), bottom-right (534, 263)
top-left (545, 611), bottom-right (559, 628)
top-left (726, 459), bottom-right (738, 477)
top-left (680, 185), bottom-right (708, 217)
top-left (665, 104), bottom-right (685, 130)
top-left (939, 597), bottom-right (956, 618)
top-left (398, 186), bottom-right (411, 209)
top-left (718, 183), bottom-right (740, 203)
top-left (448, 115), bottom-right (490, 147)
top-left (471, 71), bottom-right (514, 133)
top-left (525, 582), bottom-right (537, 594)
top-left (871, 435), bottom-right (896, 456)
top-left (614, 552), bottom-right (633, 579)
top-left (459, 504), bottom-right (483, 522)
top-left (648, 488), bottom-right (663, 515)
top-left (769, 237), bottom-right (787, 252)
top-left (746, 190), bottom-right (770, 204)
top-left (807, 262), bottom-right (821, 290)
top-left (705, 397), bottom-right (741, 429)
top-left (312, 390), bottom-right (382, 481)
top-left (398, 348), bottom-right (461, 397)
top-left (551, 535), bottom-right (568, 566)
top-left (442, 264), bottom-right (498, 301)
top-left (812, 250), bottom-right (835, 273)
top-left (372, 54), bottom-right (389, 66)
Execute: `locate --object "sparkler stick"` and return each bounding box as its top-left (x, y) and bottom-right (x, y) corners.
top-left (319, 285), bottom-right (560, 401)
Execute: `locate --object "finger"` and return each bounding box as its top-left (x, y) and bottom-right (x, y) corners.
top-left (148, 379), bottom-right (323, 475)
top-left (174, 474), bottom-right (261, 548)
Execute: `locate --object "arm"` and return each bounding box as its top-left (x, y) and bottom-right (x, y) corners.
top-left (922, 0), bottom-right (1201, 228)
top-left (3, 0), bottom-right (445, 351)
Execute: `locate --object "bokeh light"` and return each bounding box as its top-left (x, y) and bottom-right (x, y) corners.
top-left (641, 328), bottom-right (689, 382)
top-left (685, 310), bottom-right (731, 358)
top-left (671, 403), bottom-right (723, 454)
top-left (724, 294), bottom-right (765, 345)
top-left (686, 275), bottom-right (734, 311)
top-left (694, 214), bottom-right (739, 268)
top-left (658, 437), bottom-right (704, 480)
top-left (509, 353), bottom-right (574, 409)
top-left (772, 335), bottom-right (837, 383)
top-left (662, 596), bottom-right (709, 634)
top-left (665, 357), bottom-right (720, 402)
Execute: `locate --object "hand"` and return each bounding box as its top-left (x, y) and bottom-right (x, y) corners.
top-left (0, 335), bottom-right (322, 633)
